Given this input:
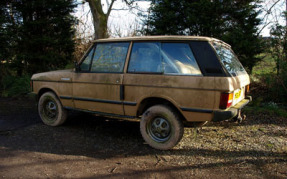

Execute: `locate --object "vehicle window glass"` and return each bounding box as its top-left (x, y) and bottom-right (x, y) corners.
top-left (128, 42), bottom-right (162, 73)
top-left (161, 43), bottom-right (202, 75)
top-left (91, 42), bottom-right (129, 73)
top-left (212, 43), bottom-right (246, 76)
top-left (80, 47), bottom-right (94, 71)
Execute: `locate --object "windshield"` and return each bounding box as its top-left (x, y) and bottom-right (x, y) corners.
top-left (212, 42), bottom-right (246, 76)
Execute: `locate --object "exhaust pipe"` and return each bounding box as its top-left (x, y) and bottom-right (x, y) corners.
top-left (234, 109), bottom-right (246, 123)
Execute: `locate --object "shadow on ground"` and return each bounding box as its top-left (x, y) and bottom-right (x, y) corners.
top-left (0, 97), bottom-right (286, 178)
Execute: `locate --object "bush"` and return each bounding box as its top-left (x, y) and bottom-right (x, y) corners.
top-left (1, 75), bottom-right (31, 97)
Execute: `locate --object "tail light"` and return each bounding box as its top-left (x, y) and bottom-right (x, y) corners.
top-left (245, 85), bottom-right (250, 94)
top-left (220, 92), bottom-right (233, 109)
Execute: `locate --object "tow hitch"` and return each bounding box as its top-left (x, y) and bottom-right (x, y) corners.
top-left (234, 109), bottom-right (246, 123)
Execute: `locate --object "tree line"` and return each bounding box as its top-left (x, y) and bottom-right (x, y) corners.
top-left (0, 0), bottom-right (286, 101)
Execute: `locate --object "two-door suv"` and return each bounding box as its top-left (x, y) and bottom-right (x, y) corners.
top-left (31, 36), bottom-right (251, 150)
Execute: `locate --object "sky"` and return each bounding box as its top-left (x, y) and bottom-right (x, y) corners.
top-left (260, 0), bottom-right (286, 36)
top-left (74, 0), bottom-right (286, 39)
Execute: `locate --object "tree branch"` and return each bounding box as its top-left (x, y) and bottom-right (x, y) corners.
top-left (261, 0), bottom-right (281, 22)
top-left (257, 22), bottom-right (271, 36)
top-left (107, 0), bottom-right (115, 17)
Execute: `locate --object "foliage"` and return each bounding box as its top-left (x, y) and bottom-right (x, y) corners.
top-left (0, 0), bottom-right (76, 76)
top-left (265, 11), bottom-right (287, 103)
top-left (145, 0), bottom-right (264, 72)
top-left (0, 0), bottom-right (76, 97)
top-left (244, 104), bottom-right (287, 118)
top-left (270, 12), bottom-right (287, 75)
top-left (1, 75), bottom-right (31, 97)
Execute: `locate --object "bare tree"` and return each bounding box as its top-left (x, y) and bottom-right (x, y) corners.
top-left (85, 0), bottom-right (149, 39)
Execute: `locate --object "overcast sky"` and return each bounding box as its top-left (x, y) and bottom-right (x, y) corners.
top-left (74, 0), bottom-right (286, 39)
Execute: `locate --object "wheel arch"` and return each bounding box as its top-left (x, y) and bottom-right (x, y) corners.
top-left (37, 87), bottom-right (59, 101)
top-left (136, 97), bottom-right (187, 121)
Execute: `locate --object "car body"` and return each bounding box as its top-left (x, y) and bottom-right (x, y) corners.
top-left (31, 36), bottom-right (251, 150)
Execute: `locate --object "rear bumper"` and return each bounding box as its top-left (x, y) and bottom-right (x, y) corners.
top-left (212, 96), bottom-right (252, 122)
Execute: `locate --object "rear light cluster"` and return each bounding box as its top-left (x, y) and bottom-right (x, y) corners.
top-left (245, 85), bottom-right (250, 94)
top-left (220, 85), bottom-right (250, 109)
top-left (220, 92), bottom-right (233, 109)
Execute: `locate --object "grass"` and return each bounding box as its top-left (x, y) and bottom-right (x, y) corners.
top-left (244, 104), bottom-right (287, 118)
top-left (251, 53), bottom-right (277, 81)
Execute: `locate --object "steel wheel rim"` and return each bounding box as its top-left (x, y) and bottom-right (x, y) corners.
top-left (43, 98), bottom-right (58, 121)
top-left (147, 117), bottom-right (171, 143)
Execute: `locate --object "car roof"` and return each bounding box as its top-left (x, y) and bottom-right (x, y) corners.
top-left (93, 35), bottom-right (231, 47)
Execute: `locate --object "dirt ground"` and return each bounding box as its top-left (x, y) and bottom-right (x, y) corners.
top-left (0, 97), bottom-right (286, 178)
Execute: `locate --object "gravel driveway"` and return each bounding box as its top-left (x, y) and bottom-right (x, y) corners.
top-left (0, 97), bottom-right (286, 178)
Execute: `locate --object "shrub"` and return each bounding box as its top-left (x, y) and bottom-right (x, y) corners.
top-left (1, 75), bottom-right (31, 97)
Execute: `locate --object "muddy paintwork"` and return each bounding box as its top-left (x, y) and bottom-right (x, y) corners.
top-left (31, 36), bottom-right (250, 122)
top-left (73, 73), bottom-right (124, 114)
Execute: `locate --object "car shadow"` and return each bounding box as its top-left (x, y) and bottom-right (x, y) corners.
top-left (0, 110), bottom-right (286, 178)
top-left (0, 111), bottom-right (286, 159)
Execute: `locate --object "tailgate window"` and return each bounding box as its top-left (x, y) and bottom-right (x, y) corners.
top-left (212, 43), bottom-right (247, 76)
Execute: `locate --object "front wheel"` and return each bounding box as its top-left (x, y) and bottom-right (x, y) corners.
top-left (38, 92), bottom-right (67, 126)
top-left (140, 105), bottom-right (184, 150)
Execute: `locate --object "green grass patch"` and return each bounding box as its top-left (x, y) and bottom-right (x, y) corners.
top-left (244, 104), bottom-right (287, 118)
top-left (252, 53), bottom-right (276, 80)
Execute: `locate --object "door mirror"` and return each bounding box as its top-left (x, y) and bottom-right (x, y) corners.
top-left (74, 61), bottom-right (80, 72)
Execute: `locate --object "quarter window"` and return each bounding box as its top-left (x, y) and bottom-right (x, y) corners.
top-left (80, 47), bottom-right (94, 71)
top-left (128, 42), bottom-right (162, 73)
top-left (161, 43), bottom-right (202, 75)
top-left (91, 42), bottom-right (129, 73)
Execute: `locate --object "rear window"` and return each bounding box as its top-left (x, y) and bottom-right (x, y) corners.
top-left (162, 43), bottom-right (201, 75)
top-left (127, 42), bottom-right (202, 75)
top-left (212, 43), bottom-right (246, 76)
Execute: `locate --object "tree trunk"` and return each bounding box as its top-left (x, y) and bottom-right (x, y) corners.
top-left (87, 0), bottom-right (109, 39)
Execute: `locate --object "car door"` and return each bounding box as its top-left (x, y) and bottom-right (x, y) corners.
top-left (73, 42), bottom-right (130, 115)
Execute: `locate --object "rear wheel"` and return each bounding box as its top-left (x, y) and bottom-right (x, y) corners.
top-left (38, 92), bottom-right (67, 126)
top-left (140, 105), bottom-right (184, 150)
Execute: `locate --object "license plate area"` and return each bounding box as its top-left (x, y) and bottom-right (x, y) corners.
top-left (234, 89), bottom-right (242, 100)
top-left (233, 88), bottom-right (244, 106)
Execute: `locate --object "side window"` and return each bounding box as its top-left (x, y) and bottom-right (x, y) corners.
top-left (80, 46), bottom-right (94, 71)
top-left (128, 42), bottom-right (162, 73)
top-left (161, 43), bottom-right (202, 75)
top-left (91, 42), bottom-right (129, 73)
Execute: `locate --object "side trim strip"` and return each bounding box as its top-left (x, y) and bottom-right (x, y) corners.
top-left (59, 96), bottom-right (137, 106)
top-left (180, 107), bottom-right (213, 113)
top-left (60, 96), bottom-right (73, 100)
top-left (74, 97), bottom-right (122, 104)
top-left (64, 107), bottom-right (136, 119)
top-left (123, 101), bottom-right (137, 106)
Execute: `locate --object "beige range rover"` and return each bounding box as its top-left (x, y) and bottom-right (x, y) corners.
top-left (31, 36), bottom-right (251, 150)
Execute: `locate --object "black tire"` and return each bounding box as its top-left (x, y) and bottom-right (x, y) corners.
top-left (140, 105), bottom-right (184, 150)
top-left (38, 92), bottom-right (67, 126)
